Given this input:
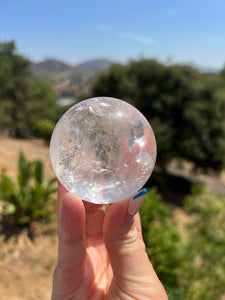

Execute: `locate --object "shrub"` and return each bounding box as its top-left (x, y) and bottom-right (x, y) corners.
top-left (33, 118), bottom-right (55, 141)
top-left (140, 186), bottom-right (225, 300)
top-left (183, 185), bottom-right (225, 300)
top-left (139, 188), bottom-right (185, 294)
top-left (0, 151), bottom-right (57, 235)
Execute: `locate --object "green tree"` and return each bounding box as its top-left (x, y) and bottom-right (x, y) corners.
top-left (0, 41), bottom-right (31, 137)
top-left (181, 75), bottom-right (225, 170)
top-left (92, 59), bottom-right (225, 171)
top-left (92, 63), bottom-right (134, 102)
top-left (27, 78), bottom-right (57, 133)
top-left (0, 41), bottom-right (58, 138)
top-left (220, 64), bottom-right (225, 78)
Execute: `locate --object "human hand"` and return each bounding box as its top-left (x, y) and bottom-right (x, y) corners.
top-left (51, 183), bottom-right (168, 300)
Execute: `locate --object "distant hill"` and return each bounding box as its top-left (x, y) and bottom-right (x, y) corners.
top-left (32, 58), bottom-right (113, 103)
top-left (32, 58), bottom-right (93, 83)
top-left (33, 58), bottom-right (220, 105)
top-left (77, 59), bottom-right (112, 73)
top-left (32, 59), bottom-right (71, 75)
top-left (198, 66), bottom-right (220, 73)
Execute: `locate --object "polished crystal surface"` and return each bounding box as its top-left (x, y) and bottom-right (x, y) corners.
top-left (50, 97), bottom-right (157, 204)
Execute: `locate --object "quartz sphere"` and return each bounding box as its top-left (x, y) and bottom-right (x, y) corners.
top-left (50, 97), bottom-right (156, 204)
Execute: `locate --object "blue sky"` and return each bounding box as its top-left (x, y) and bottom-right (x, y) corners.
top-left (1, 0), bottom-right (225, 68)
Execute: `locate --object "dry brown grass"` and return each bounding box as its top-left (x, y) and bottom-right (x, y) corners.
top-left (0, 136), bottom-right (57, 300)
top-left (0, 136), bottom-right (224, 299)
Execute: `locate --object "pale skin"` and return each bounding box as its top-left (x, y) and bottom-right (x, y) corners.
top-left (51, 183), bottom-right (168, 300)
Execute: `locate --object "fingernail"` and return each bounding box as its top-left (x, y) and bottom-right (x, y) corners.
top-left (128, 188), bottom-right (147, 216)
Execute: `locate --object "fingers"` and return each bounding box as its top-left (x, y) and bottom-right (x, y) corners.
top-left (53, 183), bottom-right (86, 296)
top-left (83, 201), bottom-right (105, 246)
top-left (103, 191), bottom-right (147, 277)
top-left (104, 190), bottom-right (168, 298)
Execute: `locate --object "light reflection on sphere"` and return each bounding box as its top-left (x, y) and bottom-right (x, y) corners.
top-left (50, 97), bottom-right (157, 204)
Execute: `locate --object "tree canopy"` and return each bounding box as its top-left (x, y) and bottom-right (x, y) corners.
top-left (91, 59), bottom-right (225, 171)
top-left (0, 41), bottom-right (58, 138)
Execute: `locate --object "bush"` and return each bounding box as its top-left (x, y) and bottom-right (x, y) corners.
top-left (139, 188), bottom-right (185, 294)
top-left (0, 152), bottom-right (57, 235)
top-left (183, 185), bottom-right (225, 300)
top-left (33, 118), bottom-right (55, 141)
top-left (140, 186), bottom-right (225, 299)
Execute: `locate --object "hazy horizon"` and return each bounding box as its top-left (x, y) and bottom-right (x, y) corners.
top-left (1, 0), bottom-right (225, 69)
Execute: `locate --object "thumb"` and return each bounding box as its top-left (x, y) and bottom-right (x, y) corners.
top-left (103, 190), bottom-right (167, 298)
top-left (103, 189), bottom-right (148, 280)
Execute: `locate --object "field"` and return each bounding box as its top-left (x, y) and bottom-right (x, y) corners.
top-left (0, 136), bottom-right (225, 299)
top-left (0, 137), bottom-right (57, 300)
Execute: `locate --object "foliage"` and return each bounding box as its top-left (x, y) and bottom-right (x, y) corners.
top-left (180, 75), bottom-right (225, 171)
top-left (92, 59), bottom-right (225, 171)
top-left (183, 185), bottom-right (225, 300)
top-left (140, 186), bottom-right (225, 299)
top-left (0, 41), bottom-right (58, 138)
top-left (27, 78), bottom-right (58, 130)
top-left (221, 64), bottom-right (225, 77)
top-left (139, 188), bottom-right (185, 292)
top-left (0, 152), bottom-right (57, 228)
top-left (0, 41), bottom-right (31, 137)
top-left (33, 118), bottom-right (55, 141)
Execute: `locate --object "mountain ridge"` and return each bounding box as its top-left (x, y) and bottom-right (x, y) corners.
top-left (32, 58), bottom-right (113, 75)
top-left (32, 58), bottom-right (221, 104)
top-left (32, 58), bottom-right (113, 101)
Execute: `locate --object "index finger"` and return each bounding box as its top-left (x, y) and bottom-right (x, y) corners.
top-left (54, 183), bottom-right (87, 293)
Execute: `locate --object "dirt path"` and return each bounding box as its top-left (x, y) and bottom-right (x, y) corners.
top-left (167, 160), bottom-right (225, 195)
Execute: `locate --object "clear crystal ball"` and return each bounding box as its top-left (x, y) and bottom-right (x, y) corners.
top-left (50, 97), bottom-right (156, 204)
